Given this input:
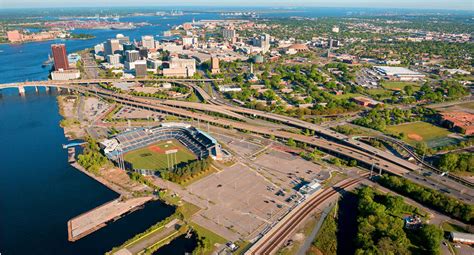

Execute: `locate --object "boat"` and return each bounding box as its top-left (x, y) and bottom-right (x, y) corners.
top-left (42, 54), bottom-right (53, 68)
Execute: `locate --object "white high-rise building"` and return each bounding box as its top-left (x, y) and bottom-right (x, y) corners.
top-left (104, 39), bottom-right (121, 56)
top-left (125, 50), bottom-right (140, 62)
top-left (141, 35), bottom-right (155, 49)
top-left (94, 43), bottom-right (104, 54)
top-left (106, 54), bottom-right (121, 65)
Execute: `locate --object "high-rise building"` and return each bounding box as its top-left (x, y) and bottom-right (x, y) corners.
top-left (222, 28), bottom-right (236, 40)
top-left (104, 39), bottom-right (121, 56)
top-left (135, 63), bottom-right (148, 77)
top-left (125, 50), bottom-right (140, 63)
top-left (253, 34), bottom-right (271, 53)
top-left (141, 35), bottom-right (155, 49)
top-left (138, 47), bottom-right (148, 59)
top-left (122, 43), bottom-right (136, 52)
top-left (163, 57), bottom-right (196, 77)
top-left (106, 54), bottom-right (121, 65)
top-left (210, 57), bottom-right (220, 74)
top-left (94, 43), bottom-right (104, 55)
top-left (51, 44), bottom-right (69, 71)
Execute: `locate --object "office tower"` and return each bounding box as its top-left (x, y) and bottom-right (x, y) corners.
top-left (94, 43), bottom-right (104, 55)
top-left (106, 54), bottom-right (121, 65)
top-left (141, 35), bottom-right (155, 49)
top-left (135, 63), bottom-right (147, 77)
top-left (210, 57), bottom-right (220, 74)
top-left (125, 50), bottom-right (140, 62)
top-left (253, 34), bottom-right (271, 53)
top-left (104, 39), bottom-right (120, 56)
top-left (122, 43), bottom-right (136, 52)
top-left (51, 44), bottom-right (69, 71)
top-left (138, 47), bottom-right (148, 59)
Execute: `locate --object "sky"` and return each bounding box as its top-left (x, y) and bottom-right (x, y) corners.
top-left (0, 0), bottom-right (473, 10)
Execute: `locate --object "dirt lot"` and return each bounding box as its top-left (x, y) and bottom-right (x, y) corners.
top-left (100, 167), bottom-right (150, 195)
top-left (83, 97), bottom-right (110, 122)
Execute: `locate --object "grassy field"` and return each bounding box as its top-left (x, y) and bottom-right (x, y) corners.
top-left (124, 139), bottom-right (196, 170)
top-left (189, 223), bottom-right (227, 255)
top-left (382, 81), bottom-right (420, 91)
top-left (386, 121), bottom-right (452, 146)
top-left (366, 88), bottom-right (392, 98)
top-left (332, 92), bottom-right (363, 99)
top-left (441, 221), bottom-right (470, 233)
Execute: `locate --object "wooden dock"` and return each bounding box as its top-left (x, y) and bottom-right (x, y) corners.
top-left (67, 196), bottom-right (153, 242)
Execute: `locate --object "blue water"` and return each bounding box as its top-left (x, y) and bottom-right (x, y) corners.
top-left (0, 12), bottom-right (213, 255)
top-left (0, 89), bottom-right (176, 254)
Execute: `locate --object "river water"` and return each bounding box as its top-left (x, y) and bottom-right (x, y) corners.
top-left (0, 11), bottom-right (225, 255)
top-left (0, 7), bottom-right (392, 254)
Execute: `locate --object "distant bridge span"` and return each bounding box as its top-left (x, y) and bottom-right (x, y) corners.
top-left (0, 78), bottom-right (222, 90)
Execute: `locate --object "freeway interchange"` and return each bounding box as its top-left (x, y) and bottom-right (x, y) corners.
top-left (1, 79), bottom-right (473, 202)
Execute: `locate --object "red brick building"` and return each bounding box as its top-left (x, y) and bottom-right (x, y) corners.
top-left (440, 111), bottom-right (474, 135)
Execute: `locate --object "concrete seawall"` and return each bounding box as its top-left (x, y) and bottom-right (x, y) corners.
top-left (67, 196), bottom-right (153, 242)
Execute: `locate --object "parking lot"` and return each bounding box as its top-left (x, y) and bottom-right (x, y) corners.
top-left (253, 148), bottom-right (330, 191)
top-left (188, 163), bottom-right (294, 241)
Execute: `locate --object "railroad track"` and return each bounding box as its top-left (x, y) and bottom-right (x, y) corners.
top-left (359, 136), bottom-right (474, 188)
top-left (248, 173), bottom-right (369, 255)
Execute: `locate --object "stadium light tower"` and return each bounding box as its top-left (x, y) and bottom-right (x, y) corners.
top-left (165, 149), bottom-right (178, 171)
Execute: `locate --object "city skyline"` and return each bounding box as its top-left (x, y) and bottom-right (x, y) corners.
top-left (1, 0), bottom-right (473, 10)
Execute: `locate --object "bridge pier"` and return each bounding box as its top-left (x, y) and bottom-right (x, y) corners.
top-left (35, 86), bottom-right (39, 93)
top-left (45, 86), bottom-right (50, 93)
top-left (18, 86), bottom-right (25, 96)
top-left (57, 87), bottom-right (62, 93)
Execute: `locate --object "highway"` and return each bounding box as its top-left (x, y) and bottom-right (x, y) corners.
top-left (1, 81), bottom-right (473, 197)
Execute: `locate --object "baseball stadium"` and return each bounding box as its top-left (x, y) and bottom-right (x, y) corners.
top-left (100, 123), bottom-right (222, 174)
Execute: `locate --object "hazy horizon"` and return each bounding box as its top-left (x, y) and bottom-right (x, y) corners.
top-left (1, 1), bottom-right (473, 11)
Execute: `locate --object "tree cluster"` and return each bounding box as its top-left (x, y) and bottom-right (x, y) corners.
top-left (436, 153), bottom-right (474, 173)
top-left (159, 158), bottom-right (212, 184)
top-left (378, 174), bottom-right (474, 223)
top-left (77, 136), bottom-right (108, 174)
top-left (355, 186), bottom-right (443, 255)
top-left (353, 107), bottom-right (435, 131)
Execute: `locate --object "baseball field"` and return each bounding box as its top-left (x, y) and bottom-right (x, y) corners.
top-left (124, 139), bottom-right (196, 171)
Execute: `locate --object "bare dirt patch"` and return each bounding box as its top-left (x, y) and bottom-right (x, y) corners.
top-left (407, 133), bottom-right (423, 141)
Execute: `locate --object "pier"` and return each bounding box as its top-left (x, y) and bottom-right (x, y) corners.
top-left (68, 196), bottom-right (153, 242)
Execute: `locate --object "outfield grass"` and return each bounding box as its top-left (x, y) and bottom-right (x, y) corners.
top-left (382, 81), bottom-right (420, 91)
top-left (124, 140), bottom-right (196, 170)
top-left (386, 121), bottom-right (452, 146)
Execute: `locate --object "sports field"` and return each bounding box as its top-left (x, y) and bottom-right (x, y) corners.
top-left (381, 81), bottom-right (420, 91)
top-left (124, 139), bottom-right (196, 170)
top-left (386, 121), bottom-right (452, 146)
